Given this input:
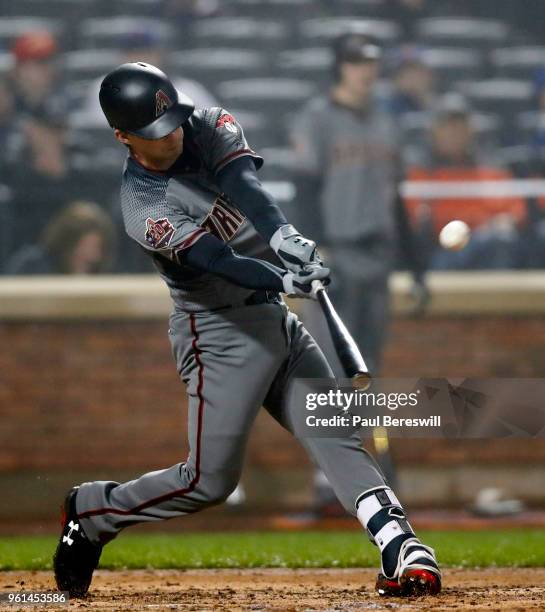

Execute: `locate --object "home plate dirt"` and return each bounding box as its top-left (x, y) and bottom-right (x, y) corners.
top-left (2, 568), bottom-right (545, 610)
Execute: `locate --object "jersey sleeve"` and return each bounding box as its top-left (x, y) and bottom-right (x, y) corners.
top-left (121, 169), bottom-right (208, 262)
top-left (200, 107), bottom-right (264, 175)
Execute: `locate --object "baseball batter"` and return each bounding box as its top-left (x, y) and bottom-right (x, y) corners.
top-left (53, 63), bottom-right (441, 599)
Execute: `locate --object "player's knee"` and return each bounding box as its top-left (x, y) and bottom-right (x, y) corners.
top-left (198, 472), bottom-right (240, 507)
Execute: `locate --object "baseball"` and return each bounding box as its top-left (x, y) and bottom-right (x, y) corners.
top-left (438, 220), bottom-right (471, 251)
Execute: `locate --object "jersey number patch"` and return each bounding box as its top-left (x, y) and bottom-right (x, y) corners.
top-left (201, 196), bottom-right (245, 242)
top-left (145, 217), bottom-right (175, 249)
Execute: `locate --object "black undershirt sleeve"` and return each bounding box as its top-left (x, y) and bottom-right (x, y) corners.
top-left (180, 232), bottom-right (285, 292)
top-left (216, 156), bottom-right (288, 242)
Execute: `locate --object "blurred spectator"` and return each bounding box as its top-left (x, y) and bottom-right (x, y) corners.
top-left (6, 201), bottom-right (116, 275)
top-left (7, 31), bottom-right (76, 249)
top-left (292, 32), bottom-right (426, 376)
top-left (0, 79), bottom-right (17, 172)
top-left (11, 31), bottom-right (64, 126)
top-left (0, 79), bottom-right (17, 272)
top-left (405, 94), bottom-right (527, 269)
top-left (385, 46), bottom-right (436, 118)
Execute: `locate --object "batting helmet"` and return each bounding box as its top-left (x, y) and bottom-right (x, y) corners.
top-left (99, 62), bottom-right (195, 139)
top-left (332, 33), bottom-right (382, 81)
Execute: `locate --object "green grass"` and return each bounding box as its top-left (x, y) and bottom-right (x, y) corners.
top-left (2, 530), bottom-right (545, 571)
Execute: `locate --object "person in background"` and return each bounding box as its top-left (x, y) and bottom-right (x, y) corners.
top-left (405, 94), bottom-right (527, 269)
top-left (6, 201), bottom-right (116, 275)
top-left (291, 32), bottom-right (427, 517)
top-left (292, 31), bottom-right (427, 382)
top-left (0, 78), bottom-right (18, 272)
top-left (7, 30), bottom-right (74, 249)
top-left (386, 46), bottom-right (436, 119)
top-left (0, 79), bottom-right (16, 171)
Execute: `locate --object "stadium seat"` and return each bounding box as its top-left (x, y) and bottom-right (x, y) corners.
top-left (168, 48), bottom-right (268, 88)
top-left (299, 18), bottom-right (400, 45)
top-left (217, 78), bottom-right (316, 110)
top-left (78, 17), bottom-right (174, 50)
top-left (223, 109), bottom-right (284, 149)
top-left (275, 47), bottom-right (333, 87)
top-left (217, 78), bottom-right (316, 146)
top-left (416, 18), bottom-right (509, 48)
top-left (333, 0), bottom-right (385, 16)
top-left (256, 147), bottom-right (298, 180)
top-left (458, 79), bottom-right (534, 117)
top-left (221, 0), bottom-right (318, 19)
top-left (191, 18), bottom-right (290, 51)
top-left (420, 47), bottom-right (485, 89)
top-left (0, 0), bottom-right (94, 19)
top-left (109, 0), bottom-right (162, 17)
top-left (61, 50), bottom-right (123, 82)
top-left (492, 47), bottom-right (545, 81)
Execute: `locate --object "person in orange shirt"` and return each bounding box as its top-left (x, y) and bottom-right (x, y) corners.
top-left (405, 94), bottom-right (526, 269)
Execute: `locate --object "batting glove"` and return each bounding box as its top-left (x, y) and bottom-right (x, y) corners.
top-left (270, 224), bottom-right (323, 272)
top-left (282, 265), bottom-right (330, 300)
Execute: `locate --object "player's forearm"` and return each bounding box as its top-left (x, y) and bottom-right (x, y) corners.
top-left (182, 233), bottom-right (285, 292)
top-left (216, 156), bottom-right (287, 242)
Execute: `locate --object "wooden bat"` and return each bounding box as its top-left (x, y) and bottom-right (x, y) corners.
top-left (312, 280), bottom-right (372, 390)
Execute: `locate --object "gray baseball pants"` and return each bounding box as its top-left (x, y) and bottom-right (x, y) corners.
top-left (76, 301), bottom-right (386, 546)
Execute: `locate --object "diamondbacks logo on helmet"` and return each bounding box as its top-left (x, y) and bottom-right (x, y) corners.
top-left (155, 89), bottom-right (172, 117)
top-left (145, 217), bottom-right (175, 248)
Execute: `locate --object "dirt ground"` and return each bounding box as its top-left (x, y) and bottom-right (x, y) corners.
top-left (1, 568), bottom-right (545, 611)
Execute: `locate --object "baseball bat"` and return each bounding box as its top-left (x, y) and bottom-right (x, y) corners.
top-left (312, 280), bottom-right (372, 390)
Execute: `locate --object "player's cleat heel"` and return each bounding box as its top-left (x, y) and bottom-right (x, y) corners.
top-left (375, 573), bottom-right (404, 596)
top-left (399, 568), bottom-right (442, 596)
top-left (53, 486), bottom-right (102, 598)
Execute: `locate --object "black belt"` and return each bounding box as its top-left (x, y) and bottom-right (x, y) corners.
top-left (244, 289), bottom-right (282, 306)
top-left (206, 289), bottom-right (282, 313)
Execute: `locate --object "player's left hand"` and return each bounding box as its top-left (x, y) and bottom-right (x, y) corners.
top-left (270, 224), bottom-right (323, 272)
top-left (282, 265), bottom-right (330, 299)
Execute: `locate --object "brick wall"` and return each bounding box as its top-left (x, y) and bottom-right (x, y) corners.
top-left (2, 314), bottom-right (545, 517)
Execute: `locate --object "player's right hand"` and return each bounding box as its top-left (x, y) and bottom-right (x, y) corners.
top-left (282, 265), bottom-right (330, 300)
top-left (270, 224), bottom-right (323, 272)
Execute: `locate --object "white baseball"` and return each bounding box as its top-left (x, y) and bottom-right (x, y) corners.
top-left (439, 220), bottom-right (470, 251)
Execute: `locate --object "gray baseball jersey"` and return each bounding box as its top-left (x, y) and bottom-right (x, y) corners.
top-left (292, 95), bottom-right (399, 244)
top-left (291, 96), bottom-right (401, 377)
top-left (120, 106), bottom-right (277, 312)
